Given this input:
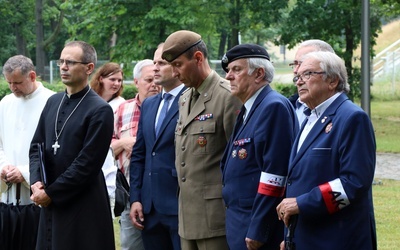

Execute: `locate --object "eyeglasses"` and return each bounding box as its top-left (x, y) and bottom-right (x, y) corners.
top-left (293, 71), bottom-right (326, 83)
top-left (56, 59), bottom-right (89, 67)
top-left (289, 60), bottom-right (302, 69)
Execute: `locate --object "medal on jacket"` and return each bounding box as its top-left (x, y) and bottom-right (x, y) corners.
top-left (238, 148), bottom-right (247, 159)
top-left (197, 136), bottom-right (207, 147)
top-left (325, 123), bottom-right (333, 133)
top-left (231, 149), bottom-right (237, 158)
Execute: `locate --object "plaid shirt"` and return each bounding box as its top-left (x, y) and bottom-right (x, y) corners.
top-left (112, 94), bottom-right (142, 178)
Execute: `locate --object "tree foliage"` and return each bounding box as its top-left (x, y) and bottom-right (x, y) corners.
top-left (275, 0), bottom-right (385, 100)
top-left (0, 0), bottom-right (399, 101)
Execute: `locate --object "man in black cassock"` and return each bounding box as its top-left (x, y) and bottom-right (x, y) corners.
top-left (29, 41), bottom-right (115, 250)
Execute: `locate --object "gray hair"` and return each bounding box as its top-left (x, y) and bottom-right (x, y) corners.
top-left (303, 51), bottom-right (350, 93)
top-left (247, 58), bottom-right (275, 83)
top-left (299, 39), bottom-right (335, 53)
top-left (2, 55), bottom-right (35, 76)
top-left (133, 59), bottom-right (154, 80)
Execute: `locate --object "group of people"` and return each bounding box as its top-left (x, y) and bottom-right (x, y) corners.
top-left (0, 30), bottom-right (377, 250)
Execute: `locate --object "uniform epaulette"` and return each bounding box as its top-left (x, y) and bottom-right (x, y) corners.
top-left (218, 78), bottom-right (232, 92)
top-left (181, 87), bottom-right (191, 95)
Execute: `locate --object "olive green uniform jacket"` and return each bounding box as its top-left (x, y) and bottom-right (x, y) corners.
top-left (175, 70), bottom-right (242, 239)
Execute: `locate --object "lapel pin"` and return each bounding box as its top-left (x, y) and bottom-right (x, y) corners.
top-left (325, 123), bottom-right (333, 133)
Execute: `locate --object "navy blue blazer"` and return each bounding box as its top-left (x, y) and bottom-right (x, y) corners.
top-left (221, 85), bottom-right (298, 250)
top-left (286, 93), bottom-right (376, 250)
top-left (130, 87), bottom-right (186, 215)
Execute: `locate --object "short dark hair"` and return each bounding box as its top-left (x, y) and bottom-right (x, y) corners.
top-left (65, 41), bottom-right (97, 65)
top-left (185, 40), bottom-right (208, 59)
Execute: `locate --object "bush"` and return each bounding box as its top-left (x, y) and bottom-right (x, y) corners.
top-left (272, 83), bottom-right (297, 98)
top-left (121, 84), bottom-right (138, 100)
top-left (0, 83), bottom-right (11, 98)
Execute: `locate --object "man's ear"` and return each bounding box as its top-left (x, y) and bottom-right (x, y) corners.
top-left (329, 77), bottom-right (339, 90)
top-left (193, 51), bottom-right (204, 64)
top-left (255, 67), bottom-right (265, 84)
top-left (28, 70), bottom-right (37, 82)
top-left (87, 62), bottom-right (95, 75)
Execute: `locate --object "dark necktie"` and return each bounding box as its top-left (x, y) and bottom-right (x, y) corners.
top-left (156, 93), bottom-right (172, 136)
top-left (190, 89), bottom-right (200, 113)
top-left (233, 105), bottom-right (246, 136)
top-left (303, 107), bottom-right (311, 117)
top-left (296, 100), bottom-right (303, 109)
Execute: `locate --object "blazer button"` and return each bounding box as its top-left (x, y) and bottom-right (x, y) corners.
top-left (152, 152), bottom-right (156, 156)
top-left (181, 177), bottom-right (186, 182)
top-left (181, 146), bottom-right (185, 151)
top-left (181, 162), bottom-right (185, 167)
top-left (287, 179), bottom-right (292, 186)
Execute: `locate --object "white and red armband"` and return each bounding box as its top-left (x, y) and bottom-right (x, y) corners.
top-left (257, 172), bottom-right (286, 197)
top-left (319, 178), bottom-right (350, 214)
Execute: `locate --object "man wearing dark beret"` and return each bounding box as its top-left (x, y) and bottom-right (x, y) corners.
top-left (162, 30), bottom-right (242, 250)
top-left (220, 44), bottom-right (298, 250)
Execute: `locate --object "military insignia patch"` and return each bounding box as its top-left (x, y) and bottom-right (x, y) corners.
top-left (197, 136), bottom-right (207, 147)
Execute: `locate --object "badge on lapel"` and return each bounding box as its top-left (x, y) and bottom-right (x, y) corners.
top-left (325, 123), bottom-right (333, 133)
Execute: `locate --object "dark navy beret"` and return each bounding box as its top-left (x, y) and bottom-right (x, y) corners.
top-left (221, 44), bottom-right (270, 72)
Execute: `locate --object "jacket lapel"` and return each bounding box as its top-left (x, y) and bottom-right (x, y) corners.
top-left (234, 85), bottom-right (272, 140)
top-left (289, 93), bottom-right (348, 173)
top-left (156, 87), bottom-right (187, 140)
top-left (150, 94), bottom-right (163, 140)
top-left (182, 72), bottom-right (219, 129)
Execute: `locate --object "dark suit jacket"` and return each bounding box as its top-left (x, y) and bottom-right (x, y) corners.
top-left (286, 93), bottom-right (376, 250)
top-left (130, 86), bottom-right (186, 215)
top-left (221, 85), bottom-right (298, 250)
top-left (288, 92), bottom-right (299, 109)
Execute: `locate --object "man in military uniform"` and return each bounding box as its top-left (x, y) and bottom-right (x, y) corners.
top-left (162, 30), bottom-right (242, 250)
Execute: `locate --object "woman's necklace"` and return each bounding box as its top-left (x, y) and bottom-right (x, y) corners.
top-left (52, 87), bottom-right (91, 155)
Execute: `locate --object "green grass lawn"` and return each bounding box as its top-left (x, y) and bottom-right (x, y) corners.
top-left (371, 100), bottom-right (400, 152)
top-left (373, 179), bottom-right (400, 249)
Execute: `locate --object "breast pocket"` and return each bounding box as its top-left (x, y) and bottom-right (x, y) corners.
top-left (190, 121), bottom-right (216, 155)
top-left (310, 147), bottom-right (332, 156)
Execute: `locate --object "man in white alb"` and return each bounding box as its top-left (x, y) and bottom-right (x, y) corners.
top-left (0, 55), bottom-right (54, 205)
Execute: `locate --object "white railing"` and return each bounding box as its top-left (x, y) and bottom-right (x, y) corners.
top-left (373, 39), bottom-right (400, 78)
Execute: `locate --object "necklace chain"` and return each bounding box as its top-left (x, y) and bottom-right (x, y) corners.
top-left (54, 87), bottom-right (91, 142)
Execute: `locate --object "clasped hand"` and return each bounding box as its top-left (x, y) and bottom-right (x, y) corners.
top-left (30, 181), bottom-right (52, 207)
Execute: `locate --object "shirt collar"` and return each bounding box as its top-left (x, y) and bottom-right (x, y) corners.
top-left (244, 85), bottom-right (266, 115)
top-left (313, 92), bottom-right (341, 118)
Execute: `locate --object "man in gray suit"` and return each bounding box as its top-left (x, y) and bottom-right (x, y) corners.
top-left (162, 30), bottom-right (242, 250)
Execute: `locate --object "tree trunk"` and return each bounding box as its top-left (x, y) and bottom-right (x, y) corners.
top-left (15, 23), bottom-right (28, 56)
top-left (229, 0), bottom-right (240, 47)
top-left (35, 0), bottom-right (46, 80)
top-left (218, 30), bottom-right (228, 59)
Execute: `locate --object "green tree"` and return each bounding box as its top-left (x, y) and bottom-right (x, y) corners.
top-left (275, 0), bottom-right (384, 100)
top-left (35, 0), bottom-right (65, 79)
